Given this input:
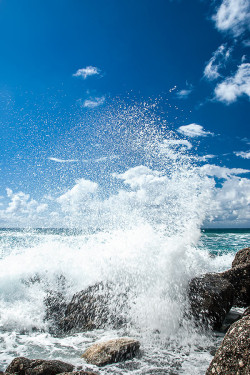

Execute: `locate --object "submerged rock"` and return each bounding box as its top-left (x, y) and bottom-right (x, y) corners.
top-left (6, 358), bottom-right (74, 375)
top-left (59, 282), bottom-right (127, 332)
top-left (188, 273), bottom-right (234, 329)
top-left (206, 314), bottom-right (250, 375)
top-left (81, 338), bottom-right (140, 367)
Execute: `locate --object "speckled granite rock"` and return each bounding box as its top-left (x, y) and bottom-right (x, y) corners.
top-left (81, 338), bottom-right (140, 367)
top-left (188, 273), bottom-right (234, 329)
top-left (232, 247), bottom-right (250, 268)
top-left (221, 263), bottom-right (250, 307)
top-left (59, 282), bottom-right (127, 332)
top-left (206, 314), bottom-right (250, 375)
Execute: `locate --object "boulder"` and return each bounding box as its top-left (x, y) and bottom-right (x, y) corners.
top-left (81, 338), bottom-right (140, 367)
top-left (188, 273), bottom-right (234, 329)
top-left (232, 247), bottom-right (250, 268)
top-left (221, 263), bottom-right (250, 307)
top-left (59, 282), bottom-right (127, 333)
top-left (6, 358), bottom-right (73, 375)
top-left (206, 314), bottom-right (250, 374)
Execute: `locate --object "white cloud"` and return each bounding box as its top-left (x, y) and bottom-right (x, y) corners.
top-left (201, 164), bottom-right (250, 226)
top-left (73, 66), bottom-right (101, 79)
top-left (197, 155), bottom-right (216, 162)
top-left (82, 96), bottom-right (106, 108)
top-left (48, 157), bottom-right (78, 163)
top-left (234, 150), bottom-right (250, 159)
top-left (200, 164), bottom-right (250, 179)
top-left (0, 189), bottom-right (48, 226)
top-left (176, 89), bottom-right (193, 99)
top-left (57, 178), bottom-right (98, 212)
top-left (177, 124), bottom-right (213, 138)
top-left (214, 63), bottom-right (250, 103)
top-left (113, 166), bottom-right (162, 189)
top-left (163, 139), bottom-right (193, 149)
top-left (212, 0), bottom-right (250, 37)
top-left (207, 176), bottom-right (250, 226)
top-left (204, 44), bottom-right (232, 81)
top-left (5, 189), bottom-right (48, 215)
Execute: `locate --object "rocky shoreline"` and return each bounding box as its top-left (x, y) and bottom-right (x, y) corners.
top-left (1, 247), bottom-right (249, 374)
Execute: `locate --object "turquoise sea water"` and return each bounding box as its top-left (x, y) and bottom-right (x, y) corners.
top-left (1, 227), bottom-right (249, 258)
top-left (0, 227), bottom-right (249, 374)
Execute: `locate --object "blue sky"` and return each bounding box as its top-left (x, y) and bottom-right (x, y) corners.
top-left (0, 0), bottom-right (249, 228)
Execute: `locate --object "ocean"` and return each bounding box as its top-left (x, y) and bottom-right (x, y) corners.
top-left (0, 227), bottom-right (249, 375)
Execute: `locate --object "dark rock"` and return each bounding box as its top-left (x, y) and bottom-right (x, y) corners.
top-left (232, 247), bottom-right (250, 268)
top-left (188, 273), bottom-right (234, 329)
top-left (59, 282), bottom-right (127, 333)
top-left (44, 290), bottom-right (67, 332)
top-left (206, 314), bottom-right (250, 374)
top-left (81, 338), bottom-right (140, 367)
top-left (220, 307), bottom-right (242, 332)
top-left (6, 357), bottom-right (73, 375)
top-left (221, 263), bottom-right (250, 307)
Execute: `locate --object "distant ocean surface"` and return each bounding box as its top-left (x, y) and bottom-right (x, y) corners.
top-left (0, 227), bottom-right (249, 374)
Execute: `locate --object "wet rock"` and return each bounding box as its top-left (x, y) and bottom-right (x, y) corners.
top-left (82, 338), bottom-right (140, 367)
top-left (188, 273), bottom-right (234, 329)
top-left (206, 314), bottom-right (250, 375)
top-left (232, 247), bottom-right (250, 268)
top-left (44, 290), bottom-right (67, 331)
top-left (6, 357), bottom-right (74, 375)
top-left (221, 263), bottom-right (250, 307)
top-left (59, 282), bottom-right (127, 333)
top-left (242, 306), bottom-right (250, 317)
top-left (220, 307), bottom-right (242, 333)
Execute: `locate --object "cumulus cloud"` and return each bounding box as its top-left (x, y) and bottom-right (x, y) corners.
top-left (82, 96), bottom-right (106, 108)
top-left (0, 188), bottom-right (48, 226)
top-left (207, 176), bottom-right (250, 226)
top-left (234, 150), bottom-right (250, 159)
top-left (73, 66), bottom-right (101, 79)
top-left (5, 189), bottom-right (48, 215)
top-left (212, 0), bottom-right (250, 37)
top-left (204, 44), bottom-right (232, 81)
top-left (57, 178), bottom-right (98, 213)
top-left (48, 157), bottom-right (78, 163)
top-left (214, 63), bottom-right (250, 103)
top-left (177, 124), bottom-right (213, 138)
top-left (113, 166), bottom-right (162, 189)
top-left (201, 164), bottom-right (250, 226)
